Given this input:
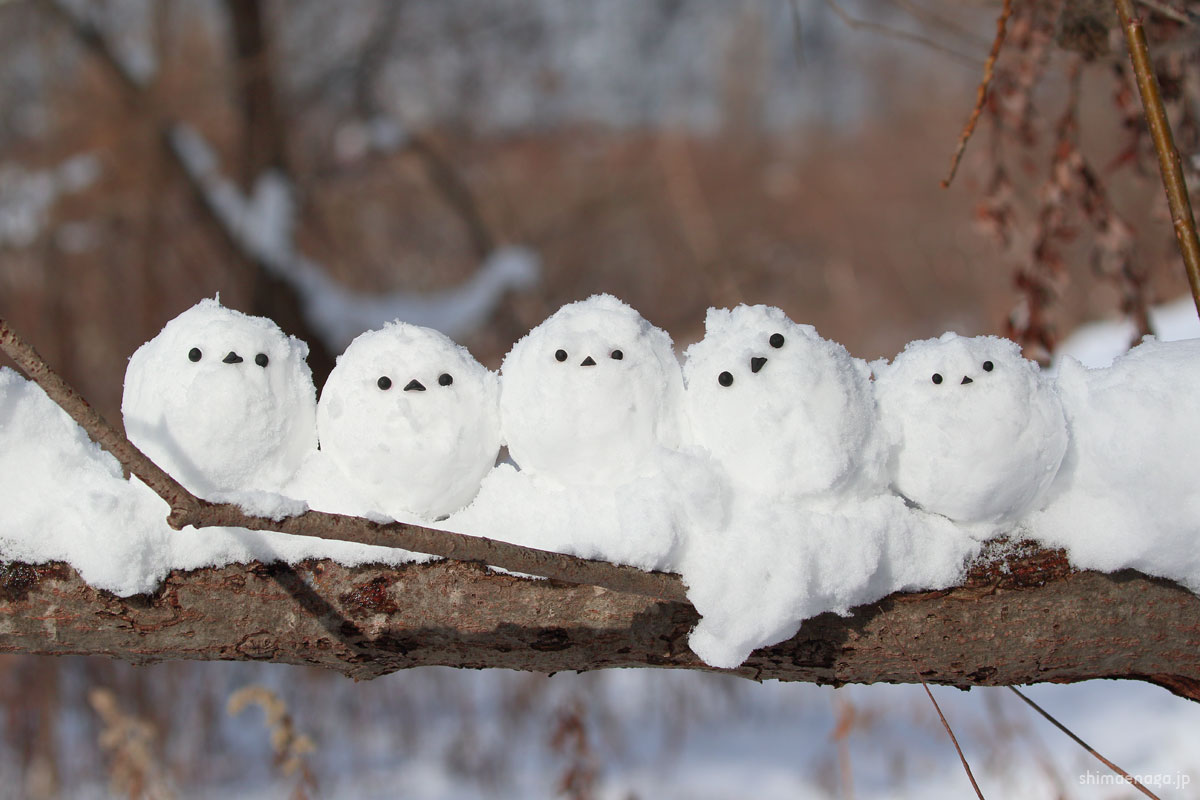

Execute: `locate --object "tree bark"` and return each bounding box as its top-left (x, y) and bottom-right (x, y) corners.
top-left (3, 541), bottom-right (1198, 702)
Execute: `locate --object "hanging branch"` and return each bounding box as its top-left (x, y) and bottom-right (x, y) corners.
top-left (1114, 0), bottom-right (1200, 316)
top-left (942, 0), bottom-right (1014, 189)
top-left (0, 315), bottom-right (687, 603)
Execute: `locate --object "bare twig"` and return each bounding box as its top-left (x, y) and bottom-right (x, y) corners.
top-left (0, 314), bottom-right (687, 602)
top-left (942, 0), bottom-right (1013, 188)
top-left (823, 0), bottom-right (983, 66)
top-left (0, 317), bottom-right (198, 513)
top-left (1114, 0), bottom-right (1200, 317)
top-left (878, 603), bottom-right (987, 798)
top-left (1136, 0), bottom-right (1197, 26)
top-left (1008, 686), bottom-right (1162, 800)
top-left (924, 684), bottom-right (988, 799)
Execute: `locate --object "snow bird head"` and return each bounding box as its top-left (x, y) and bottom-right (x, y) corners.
top-left (317, 321), bottom-right (500, 520)
top-left (874, 332), bottom-right (1068, 525)
top-left (499, 294), bottom-right (684, 484)
top-left (682, 304), bottom-right (882, 498)
top-left (121, 298), bottom-right (317, 496)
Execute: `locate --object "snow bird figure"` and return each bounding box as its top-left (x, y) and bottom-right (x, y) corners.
top-left (874, 332), bottom-right (1068, 526)
top-left (122, 297), bottom-right (317, 497)
top-left (317, 322), bottom-right (500, 521)
top-left (682, 304), bottom-right (885, 500)
top-left (500, 293), bottom-right (684, 486)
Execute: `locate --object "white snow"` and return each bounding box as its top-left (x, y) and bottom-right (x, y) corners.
top-left (874, 333), bottom-right (1068, 527)
top-left (1029, 336), bottom-right (1200, 590)
top-left (451, 294), bottom-right (715, 570)
top-left (678, 306), bottom-right (977, 668)
top-left (682, 304), bottom-right (885, 500)
top-left (167, 123), bottom-right (541, 352)
top-left (499, 294), bottom-right (685, 485)
top-left (0, 366), bottom-right (425, 596)
top-left (121, 298), bottom-right (318, 498)
top-left (317, 321), bottom-right (501, 521)
top-left (1, 294), bottom-right (1199, 669)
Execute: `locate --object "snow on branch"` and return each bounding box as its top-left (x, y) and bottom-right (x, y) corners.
top-left (0, 314), bottom-right (684, 602)
top-left (167, 123), bottom-right (541, 352)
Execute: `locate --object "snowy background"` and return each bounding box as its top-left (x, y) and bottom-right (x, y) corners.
top-left (1, 0), bottom-right (1200, 797)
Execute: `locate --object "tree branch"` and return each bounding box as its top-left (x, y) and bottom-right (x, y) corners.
top-left (941, 0), bottom-right (1013, 189)
top-left (1114, 0), bottom-right (1200, 316)
top-left (2, 542), bottom-right (1198, 699)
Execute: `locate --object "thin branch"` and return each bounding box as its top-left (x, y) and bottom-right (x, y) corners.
top-left (0, 317), bottom-right (197, 514)
top-left (823, 0), bottom-right (983, 67)
top-left (1136, 0), bottom-right (1198, 26)
top-left (942, 0), bottom-right (1013, 189)
top-left (883, 0), bottom-right (993, 49)
top-left (1007, 687), bottom-right (1162, 800)
top-left (924, 684), bottom-right (988, 800)
top-left (0, 314), bottom-right (687, 602)
top-left (1114, 0), bottom-right (1200, 317)
top-left (880, 603), bottom-right (987, 798)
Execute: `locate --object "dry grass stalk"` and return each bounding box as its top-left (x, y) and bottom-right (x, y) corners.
top-left (227, 686), bottom-right (318, 799)
top-left (89, 688), bottom-right (173, 800)
top-left (550, 698), bottom-right (598, 800)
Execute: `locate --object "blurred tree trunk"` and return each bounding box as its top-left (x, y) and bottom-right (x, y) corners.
top-left (221, 0), bottom-right (336, 384)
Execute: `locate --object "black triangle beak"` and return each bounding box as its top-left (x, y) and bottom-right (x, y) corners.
top-left (404, 379), bottom-right (426, 391)
top-left (222, 351), bottom-right (243, 364)
top-left (580, 356), bottom-right (597, 367)
top-left (750, 356), bottom-right (767, 374)
top-left (961, 376), bottom-right (973, 385)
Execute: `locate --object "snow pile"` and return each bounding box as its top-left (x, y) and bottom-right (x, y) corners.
top-left (1054, 294), bottom-right (1200, 368)
top-left (121, 298), bottom-right (318, 500)
top-left (1029, 337), bottom-right (1200, 590)
top-left (316, 321), bottom-right (500, 521)
top-left (2, 293), bottom-right (1199, 668)
top-left (0, 368), bottom-right (424, 596)
top-left (678, 306), bottom-right (977, 668)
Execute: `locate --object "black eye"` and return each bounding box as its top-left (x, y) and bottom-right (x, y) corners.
top-left (377, 376), bottom-right (392, 390)
top-left (555, 349), bottom-right (568, 362)
top-left (983, 361), bottom-right (994, 372)
top-left (718, 371), bottom-right (734, 387)
top-left (610, 349), bottom-right (623, 360)
top-left (188, 347), bottom-right (202, 362)
top-left (769, 333), bottom-right (785, 349)
top-left (932, 373), bottom-right (943, 385)
top-left (438, 373), bottom-right (453, 386)
top-left (255, 353), bottom-right (269, 368)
